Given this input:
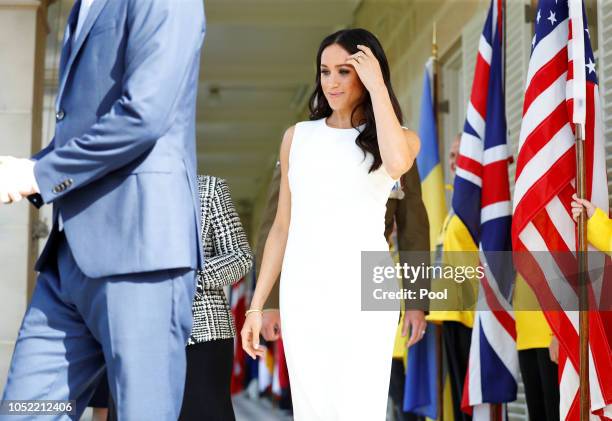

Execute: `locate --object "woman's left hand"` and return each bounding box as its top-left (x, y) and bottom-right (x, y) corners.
top-left (346, 45), bottom-right (386, 94)
top-left (402, 310), bottom-right (427, 348)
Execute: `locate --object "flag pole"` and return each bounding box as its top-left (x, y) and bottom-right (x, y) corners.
top-left (568, 0), bottom-right (590, 417)
top-left (432, 21), bottom-right (440, 151)
top-left (431, 21), bottom-right (445, 421)
top-left (490, 2), bottom-right (507, 420)
top-left (575, 122), bottom-right (590, 421)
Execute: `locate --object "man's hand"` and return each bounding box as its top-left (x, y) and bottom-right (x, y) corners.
top-left (261, 310), bottom-right (282, 341)
top-left (0, 156), bottom-right (39, 204)
top-left (402, 310), bottom-right (427, 348)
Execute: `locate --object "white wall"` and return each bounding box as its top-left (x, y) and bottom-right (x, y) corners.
top-left (0, 0), bottom-right (41, 396)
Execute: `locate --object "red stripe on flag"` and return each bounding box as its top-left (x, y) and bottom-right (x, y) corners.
top-left (471, 55), bottom-right (491, 118)
top-left (522, 47), bottom-right (567, 113)
top-left (456, 154), bottom-right (483, 178)
top-left (567, 60), bottom-right (574, 81)
top-left (547, 311), bottom-right (580, 373)
top-left (515, 103), bottom-right (569, 179)
top-left (496, 0), bottom-right (503, 38)
top-left (557, 184), bottom-right (575, 218)
top-left (513, 239), bottom-right (564, 311)
top-left (558, 347), bottom-right (581, 421)
top-left (585, 84), bottom-right (596, 201)
top-left (531, 209), bottom-right (572, 253)
top-left (480, 275), bottom-right (517, 337)
top-left (531, 210), bottom-right (581, 298)
top-left (512, 150), bottom-right (576, 245)
top-left (482, 161), bottom-right (511, 206)
top-left (590, 311), bottom-right (612, 413)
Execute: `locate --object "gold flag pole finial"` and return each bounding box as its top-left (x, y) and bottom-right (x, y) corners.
top-left (432, 21), bottom-right (438, 59)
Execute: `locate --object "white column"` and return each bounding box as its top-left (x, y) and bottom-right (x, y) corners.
top-left (0, 0), bottom-right (43, 395)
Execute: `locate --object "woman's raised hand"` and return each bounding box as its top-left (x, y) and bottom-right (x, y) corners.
top-left (345, 45), bottom-right (386, 94)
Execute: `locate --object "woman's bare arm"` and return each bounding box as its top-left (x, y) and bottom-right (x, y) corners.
top-left (371, 88), bottom-right (420, 180)
top-left (346, 45), bottom-right (420, 180)
top-left (241, 126), bottom-right (294, 358)
top-left (249, 126), bottom-right (294, 309)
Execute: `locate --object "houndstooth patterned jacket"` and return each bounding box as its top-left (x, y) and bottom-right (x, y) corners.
top-left (188, 175), bottom-right (253, 345)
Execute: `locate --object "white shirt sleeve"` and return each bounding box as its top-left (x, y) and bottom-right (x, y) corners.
top-left (74, 0), bottom-right (96, 41)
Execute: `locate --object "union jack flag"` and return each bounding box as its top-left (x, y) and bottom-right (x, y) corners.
top-left (511, 0), bottom-right (612, 419)
top-left (452, 0), bottom-right (518, 418)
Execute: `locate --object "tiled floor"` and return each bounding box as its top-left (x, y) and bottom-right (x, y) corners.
top-left (80, 394), bottom-right (293, 421)
top-left (233, 393), bottom-right (293, 421)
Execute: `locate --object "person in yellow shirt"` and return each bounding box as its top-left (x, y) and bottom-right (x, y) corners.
top-left (569, 194), bottom-right (612, 362)
top-left (513, 276), bottom-right (559, 421)
top-left (427, 135), bottom-right (477, 421)
top-left (521, 193), bottom-right (612, 421)
top-left (570, 194), bottom-right (612, 253)
top-left (426, 210), bottom-right (477, 421)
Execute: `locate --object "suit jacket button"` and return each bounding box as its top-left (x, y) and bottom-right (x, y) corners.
top-left (56, 110), bottom-right (65, 121)
top-left (53, 186), bottom-right (61, 194)
top-left (66, 179), bottom-right (74, 187)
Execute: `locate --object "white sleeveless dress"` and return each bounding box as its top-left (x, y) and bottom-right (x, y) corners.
top-left (279, 118), bottom-right (400, 421)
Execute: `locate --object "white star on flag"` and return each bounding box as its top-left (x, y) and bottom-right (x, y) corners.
top-left (586, 58), bottom-right (596, 74)
top-left (547, 11), bottom-right (557, 25)
top-left (537, 9), bottom-right (541, 23)
top-left (532, 34), bottom-right (536, 47)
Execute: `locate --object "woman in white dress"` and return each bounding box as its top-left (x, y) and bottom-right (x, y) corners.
top-left (241, 28), bottom-right (425, 420)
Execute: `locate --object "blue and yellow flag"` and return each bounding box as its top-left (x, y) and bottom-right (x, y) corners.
top-left (401, 58), bottom-right (450, 421)
top-left (416, 58), bottom-right (447, 251)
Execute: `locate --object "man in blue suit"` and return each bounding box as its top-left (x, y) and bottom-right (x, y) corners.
top-left (0, 0), bottom-right (206, 419)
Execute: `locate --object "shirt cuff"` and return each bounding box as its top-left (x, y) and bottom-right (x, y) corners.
top-left (30, 162), bottom-right (40, 194)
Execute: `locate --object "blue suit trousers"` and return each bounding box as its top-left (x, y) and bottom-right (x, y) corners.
top-left (1, 234), bottom-right (195, 420)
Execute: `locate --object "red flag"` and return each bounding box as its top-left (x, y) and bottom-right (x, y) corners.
top-left (230, 278), bottom-right (247, 395)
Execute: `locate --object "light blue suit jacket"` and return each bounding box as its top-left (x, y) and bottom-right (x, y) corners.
top-left (30, 0), bottom-right (206, 278)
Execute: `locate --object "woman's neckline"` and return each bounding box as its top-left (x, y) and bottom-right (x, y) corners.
top-left (323, 117), bottom-right (366, 131)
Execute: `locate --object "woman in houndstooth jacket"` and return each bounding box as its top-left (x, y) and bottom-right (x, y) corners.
top-left (179, 175), bottom-right (254, 421)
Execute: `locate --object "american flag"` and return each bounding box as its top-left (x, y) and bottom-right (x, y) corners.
top-left (512, 0), bottom-right (612, 419)
top-left (453, 0), bottom-right (518, 418)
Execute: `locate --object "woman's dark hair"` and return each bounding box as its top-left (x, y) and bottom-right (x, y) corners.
top-left (308, 28), bottom-right (403, 173)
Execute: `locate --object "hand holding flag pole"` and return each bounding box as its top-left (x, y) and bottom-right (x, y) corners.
top-left (513, 1), bottom-right (611, 419)
top-left (568, 1), bottom-right (589, 418)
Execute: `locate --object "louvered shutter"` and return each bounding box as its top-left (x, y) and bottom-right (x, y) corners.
top-left (505, 4), bottom-right (531, 419)
top-left (506, 0), bottom-right (532, 198)
top-left (598, 0), bottom-right (612, 205)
